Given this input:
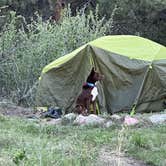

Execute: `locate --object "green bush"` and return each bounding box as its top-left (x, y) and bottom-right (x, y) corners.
top-left (97, 0), bottom-right (166, 45)
top-left (0, 8), bottom-right (112, 106)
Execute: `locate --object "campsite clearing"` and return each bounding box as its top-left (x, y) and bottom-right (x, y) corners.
top-left (0, 107), bottom-right (165, 166)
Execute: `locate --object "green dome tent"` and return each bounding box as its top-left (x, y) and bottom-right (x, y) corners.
top-left (36, 35), bottom-right (166, 114)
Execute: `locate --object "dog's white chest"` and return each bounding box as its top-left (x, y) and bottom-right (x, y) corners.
top-left (91, 87), bottom-right (98, 101)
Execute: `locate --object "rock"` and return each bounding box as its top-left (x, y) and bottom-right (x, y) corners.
top-left (124, 116), bottom-right (139, 126)
top-left (149, 114), bottom-right (166, 124)
top-left (73, 115), bottom-right (86, 125)
top-left (62, 113), bottom-right (77, 125)
top-left (64, 113), bottom-right (77, 120)
top-left (73, 114), bottom-right (105, 126)
top-left (110, 114), bottom-right (121, 120)
top-left (104, 120), bottom-right (113, 128)
top-left (110, 114), bottom-right (124, 124)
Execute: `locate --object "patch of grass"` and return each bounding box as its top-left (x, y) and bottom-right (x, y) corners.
top-left (0, 114), bottom-right (7, 122)
top-left (130, 132), bottom-right (150, 148)
top-left (0, 115), bottom-right (165, 166)
top-left (126, 126), bottom-right (166, 166)
top-left (12, 149), bottom-right (27, 165)
top-left (0, 136), bottom-right (17, 150)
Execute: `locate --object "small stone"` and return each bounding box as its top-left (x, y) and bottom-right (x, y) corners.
top-left (124, 116), bottom-right (139, 126)
top-left (64, 113), bottom-right (77, 120)
top-left (149, 114), bottom-right (166, 124)
top-left (110, 114), bottom-right (121, 120)
top-left (105, 120), bottom-right (113, 128)
top-left (110, 114), bottom-right (123, 124)
top-left (62, 113), bottom-right (77, 125)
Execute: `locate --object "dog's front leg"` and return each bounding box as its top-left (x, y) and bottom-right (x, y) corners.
top-left (92, 101), bottom-right (97, 114)
top-left (85, 99), bottom-right (91, 115)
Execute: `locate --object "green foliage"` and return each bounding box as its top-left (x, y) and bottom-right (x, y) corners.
top-left (0, 0), bottom-right (53, 22)
top-left (97, 0), bottom-right (166, 45)
top-left (13, 149), bottom-right (27, 165)
top-left (1, 0), bottom-right (166, 45)
top-left (0, 8), bottom-right (111, 106)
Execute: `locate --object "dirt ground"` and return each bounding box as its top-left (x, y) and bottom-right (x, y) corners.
top-left (0, 105), bottom-right (35, 118)
top-left (97, 147), bottom-right (149, 166)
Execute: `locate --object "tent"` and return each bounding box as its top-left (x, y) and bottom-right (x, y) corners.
top-left (36, 35), bottom-right (166, 114)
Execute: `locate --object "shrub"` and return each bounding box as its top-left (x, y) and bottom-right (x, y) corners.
top-left (97, 0), bottom-right (166, 45)
top-left (0, 7), bottom-right (112, 106)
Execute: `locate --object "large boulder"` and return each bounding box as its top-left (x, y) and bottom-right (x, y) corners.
top-left (73, 114), bottom-right (105, 127)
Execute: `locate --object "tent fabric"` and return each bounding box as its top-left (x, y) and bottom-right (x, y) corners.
top-left (90, 35), bottom-right (166, 61)
top-left (42, 35), bottom-right (166, 74)
top-left (36, 35), bottom-right (166, 114)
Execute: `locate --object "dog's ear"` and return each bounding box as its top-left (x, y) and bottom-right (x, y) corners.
top-left (87, 67), bottom-right (95, 82)
top-left (92, 67), bottom-right (96, 72)
top-left (90, 67), bottom-right (95, 76)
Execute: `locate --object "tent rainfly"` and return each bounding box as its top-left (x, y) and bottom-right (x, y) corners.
top-left (36, 35), bottom-right (166, 114)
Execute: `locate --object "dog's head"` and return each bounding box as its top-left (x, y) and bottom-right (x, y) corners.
top-left (86, 67), bottom-right (104, 83)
